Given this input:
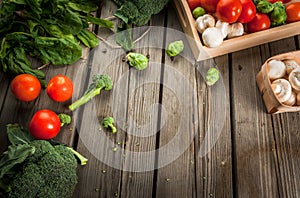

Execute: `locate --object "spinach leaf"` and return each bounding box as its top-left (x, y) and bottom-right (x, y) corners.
top-left (85, 15), bottom-right (114, 28)
top-left (76, 29), bottom-right (99, 48)
top-left (7, 124), bottom-right (34, 146)
top-left (116, 23), bottom-right (133, 52)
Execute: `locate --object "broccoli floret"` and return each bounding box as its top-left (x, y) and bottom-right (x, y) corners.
top-left (58, 113), bottom-right (71, 127)
top-left (69, 74), bottom-right (113, 111)
top-left (270, 2), bottom-right (287, 26)
top-left (101, 116), bottom-right (117, 133)
top-left (113, 0), bottom-right (169, 26)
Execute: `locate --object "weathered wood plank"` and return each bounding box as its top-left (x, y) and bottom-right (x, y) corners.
top-left (154, 5), bottom-right (197, 198)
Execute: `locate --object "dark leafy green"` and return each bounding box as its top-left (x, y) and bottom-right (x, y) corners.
top-left (0, 0), bottom-right (113, 84)
top-left (116, 23), bottom-right (133, 51)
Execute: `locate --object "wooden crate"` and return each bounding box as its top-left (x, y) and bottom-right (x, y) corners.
top-left (173, 0), bottom-right (300, 61)
top-left (256, 51), bottom-right (300, 114)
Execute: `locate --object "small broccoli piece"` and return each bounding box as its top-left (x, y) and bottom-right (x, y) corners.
top-left (69, 74), bottom-right (113, 111)
top-left (58, 113), bottom-right (71, 127)
top-left (256, 0), bottom-right (274, 14)
top-left (270, 2), bottom-right (287, 26)
top-left (101, 116), bottom-right (117, 133)
top-left (66, 147), bottom-right (88, 165)
top-left (126, 52), bottom-right (148, 70)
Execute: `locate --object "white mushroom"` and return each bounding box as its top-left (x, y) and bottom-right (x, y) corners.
top-left (202, 27), bottom-right (223, 48)
top-left (267, 59), bottom-right (286, 80)
top-left (283, 59), bottom-right (300, 74)
top-left (288, 67), bottom-right (300, 91)
top-left (195, 14), bottom-right (215, 34)
top-left (283, 91), bottom-right (296, 106)
top-left (271, 79), bottom-right (292, 103)
top-left (215, 20), bottom-right (230, 39)
top-left (227, 23), bottom-right (244, 39)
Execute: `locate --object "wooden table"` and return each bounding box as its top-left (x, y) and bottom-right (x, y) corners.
top-left (1, 1), bottom-right (300, 197)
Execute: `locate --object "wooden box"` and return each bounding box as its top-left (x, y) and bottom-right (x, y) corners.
top-left (173, 0), bottom-right (300, 61)
top-left (256, 51), bottom-right (300, 114)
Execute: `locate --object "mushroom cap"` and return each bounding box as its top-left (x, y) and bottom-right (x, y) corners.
top-left (267, 59), bottom-right (286, 80)
top-left (271, 79), bottom-right (292, 103)
top-left (283, 59), bottom-right (300, 74)
top-left (227, 23), bottom-right (244, 39)
top-left (195, 14), bottom-right (215, 34)
top-left (215, 20), bottom-right (230, 39)
top-left (202, 27), bottom-right (223, 48)
top-left (288, 67), bottom-right (300, 91)
top-left (283, 91), bottom-right (296, 106)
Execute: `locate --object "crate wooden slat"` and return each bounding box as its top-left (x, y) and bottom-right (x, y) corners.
top-left (173, 0), bottom-right (300, 61)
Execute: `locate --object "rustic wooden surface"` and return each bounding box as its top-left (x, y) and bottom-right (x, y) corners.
top-left (1, 1), bottom-right (300, 198)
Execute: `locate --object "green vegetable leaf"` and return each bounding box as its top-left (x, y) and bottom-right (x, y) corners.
top-left (0, 144), bottom-right (35, 179)
top-left (166, 40), bottom-right (184, 57)
top-left (85, 15), bottom-right (114, 28)
top-left (126, 52), bottom-right (148, 70)
top-left (116, 23), bottom-right (133, 51)
top-left (7, 124), bottom-right (34, 146)
top-left (76, 29), bottom-right (99, 48)
top-left (67, 2), bottom-right (98, 13)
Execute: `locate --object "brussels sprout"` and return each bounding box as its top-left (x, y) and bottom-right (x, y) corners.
top-left (205, 68), bottom-right (220, 86)
top-left (270, 2), bottom-right (287, 26)
top-left (256, 0), bottom-right (274, 14)
top-left (192, 7), bottom-right (206, 19)
top-left (126, 52), bottom-right (149, 70)
top-left (166, 40), bottom-right (184, 57)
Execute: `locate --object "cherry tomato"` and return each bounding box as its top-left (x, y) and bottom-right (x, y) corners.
top-left (238, 0), bottom-right (256, 23)
top-left (46, 75), bottom-right (74, 102)
top-left (216, 0), bottom-right (242, 23)
top-left (29, 109), bottom-right (61, 140)
top-left (246, 13), bottom-right (271, 33)
top-left (286, 2), bottom-right (300, 23)
top-left (10, 74), bottom-right (41, 102)
top-left (187, 0), bottom-right (202, 11)
top-left (200, 0), bottom-right (219, 13)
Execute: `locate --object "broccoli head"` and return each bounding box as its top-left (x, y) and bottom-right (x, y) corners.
top-left (101, 116), bottom-right (117, 133)
top-left (1, 140), bottom-right (87, 198)
top-left (69, 74), bottom-right (113, 111)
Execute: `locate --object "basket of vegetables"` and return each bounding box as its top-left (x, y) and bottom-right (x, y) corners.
top-left (256, 50), bottom-right (300, 114)
top-left (173, 0), bottom-right (300, 61)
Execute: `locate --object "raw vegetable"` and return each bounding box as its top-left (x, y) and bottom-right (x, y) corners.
top-left (288, 68), bottom-right (300, 91)
top-left (126, 52), bottom-right (149, 70)
top-left (267, 59), bottom-right (286, 80)
top-left (69, 74), bottom-right (113, 111)
top-left (10, 74), bottom-right (41, 102)
top-left (113, 0), bottom-right (170, 26)
top-left (166, 40), bottom-right (185, 57)
top-left (205, 68), bottom-right (220, 86)
top-left (116, 23), bottom-right (134, 52)
top-left (101, 116), bottom-right (117, 133)
top-left (0, 124), bottom-right (87, 198)
top-left (286, 2), bottom-right (300, 23)
top-left (271, 79), bottom-right (292, 103)
top-left (46, 75), bottom-right (74, 102)
top-left (227, 23), bottom-right (244, 38)
top-left (29, 109), bottom-right (61, 140)
top-left (200, 0), bottom-right (220, 13)
top-left (58, 114), bottom-right (72, 127)
top-left (195, 14), bottom-right (216, 34)
top-left (202, 27), bottom-right (223, 48)
top-left (187, 0), bottom-right (202, 11)
top-left (0, 0), bottom-right (113, 84)
top-left (216, 0), bottom-right (242, 23)
top-left (270, 2), bottom-right (287, 26)
top-left (246, 13), bottom-right (271, 33)
top-left (237, 0), bottom-right (256, 23)
top-left (215, 20), bottom-right (230, 39)
top-left (192, 7), bottom-right (206, 19)
top-left (255, 0), bottom-right (274, 14)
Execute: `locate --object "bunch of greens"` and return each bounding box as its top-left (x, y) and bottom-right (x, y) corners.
top-left (0, 124), bottom-right (87, 198)
top-left (0, 0), bottom-right (113, 85)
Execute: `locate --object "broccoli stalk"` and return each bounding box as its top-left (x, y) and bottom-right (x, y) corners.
top-left (101, 116), bottom-right (117, 133)
top-left (66, 147), bottom-right (88, 165)
top-left (69, 74), bottom-right (113, 111)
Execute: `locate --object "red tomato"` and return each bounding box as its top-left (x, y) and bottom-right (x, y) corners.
top-left (246, 13), bottom-right (271, 33)
top-left (10, 74), bottom-right (41, 102)
top-left (187, 0), bottom-right (202, 11)
top-left (286, 2), bottom-right (300, 23)
top-left (216, 0), bottom-right (242, 23)
top-left (46, 75), bottom-right (73, 102)
top-left (29, 109), bottom-right (61, 140)
top-left (200, 0), bottom-right (219, 13)
top-left (238, 0), bottom-right (256, 23)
